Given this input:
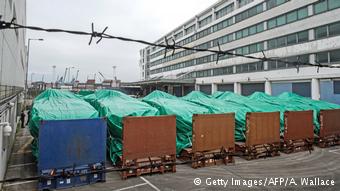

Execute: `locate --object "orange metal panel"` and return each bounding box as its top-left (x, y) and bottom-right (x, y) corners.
top-left (122, 115), bottom-right (177, 161)
top-left (320, 109), bottom-right (340, 138)
top-left (245, 112), bottom-right (280, 146)
top-left (192, 113), bottom-right (235, 153)
top-left (284, 111), bottom-right (314, 141)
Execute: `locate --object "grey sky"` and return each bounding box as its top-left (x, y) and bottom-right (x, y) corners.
top-left (27, 0), bottom-right (217, 83)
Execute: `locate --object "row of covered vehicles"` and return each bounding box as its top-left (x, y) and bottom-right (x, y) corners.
top-left (29, 89), bottom-right (340, 189)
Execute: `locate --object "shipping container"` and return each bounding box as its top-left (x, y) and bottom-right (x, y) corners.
top-left (38, 119), bottom-right (107, 190)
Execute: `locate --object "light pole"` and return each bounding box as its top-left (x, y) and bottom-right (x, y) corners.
top-left (112, 65), bottom-right (117, 80)
top-left (26, 38), bottom-right (44, 96)
top-left (30, 73), bottom-right (35, 86)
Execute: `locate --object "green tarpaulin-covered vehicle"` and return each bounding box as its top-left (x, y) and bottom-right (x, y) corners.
top-left (86, 90), bottom-right (159, 164)
top-left (182, 91), bottom-right (252, 141)
top-left (277, 92), bottom-right (340, 134)
top-left (29, 89), bottom-right (99, 159)
top-left (249, 92), bottom-right (322, 134)
top-left (214, 91), bottom-right (285, 133)
top-left (142, 90), bottom-right (210, 154)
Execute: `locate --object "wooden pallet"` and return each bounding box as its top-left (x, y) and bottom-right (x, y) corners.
top-left (282, 139), bottom-right (314, 154)
top-left (318, 135), bottom-right (340, 148)
top-left (236, 143), bottom-right (280, 160)
top-left (180, 147), bottom-right (234, 169)
top-left (120, 155), bottom-right (176, 179)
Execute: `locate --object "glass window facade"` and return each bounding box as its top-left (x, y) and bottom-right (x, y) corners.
top-left (235, 3), bottom-right (263, 22)
top-left (266, 0), bottom-right (288, 10)
top-left (267, 7), bottom-right (308, 29)
top-left (216, 3), bottom-right (234, 19)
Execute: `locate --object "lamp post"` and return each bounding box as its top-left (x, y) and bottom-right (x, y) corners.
top-left (26, 38), bottom-right (44, 96)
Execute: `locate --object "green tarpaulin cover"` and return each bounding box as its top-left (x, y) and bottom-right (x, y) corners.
top-left (142, 90), bottom-right (210, 154)
top-left (87, 90), bottom-right (159, 164)
top-left (214, 91), bottom-right (285, 133)
top-left (277, 92), bottom-right (340, 134)
top-left (249, 92), bottom-right (322, 134)
top-left (182, 91), bottom-right (253, 141)
top-left (29, 89), bottom-right (99, 159)
top-left (77, 90), bottom-right (95, 96)
top-left (278, 92), bottom-right (340, 110)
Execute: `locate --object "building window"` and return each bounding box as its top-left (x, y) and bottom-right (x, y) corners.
top-left (287, 34), bottom-right (297, 45)
top-left (267, 18), bottom-right (276, 29)
top-left (185, 25), bottom-right (195, 35)
top-left (249, 25), bottom-right (257, 35)
top-left (267, 30), bottom-right (309, 50)
top-left (297, 31), bottom-right (309, 43)
top-left (330, 49), bottom-right (340, 63)
top-left (297, 7), bottom-right (308, 19)
top-left (277, 36), bottom-right (286, 47)
top-left (174, 31), bottom-right (183, 40)
top-left (315, 25), bottom-right (328, 39)
top-left (256, 23), bottom-right (264, 32)
top-left (266, 0), bottom-right (288, 10)
top-left (334, 81), bottom-right (340, 94)
top-left (292, 82), bottom-right (311, 97)
top-left (329, 22), bottom-right (340, 36)
top-left (213, 66), bottom-right (233, 76)
top-left (267, 7), bottom-right (308, 30)
top-left (316, 52), bottom-right (329, 63)
top-left (235, 3), bottom-right (263, 23)
top-left (276, 15), bottom-right (286, 26)
top-left (268, 39), bottom-right (276, 49)
top-left (239, 0), bottom-right (254, 8)
top-left (199, 16), bottom-right (212, 28)
top-left (236, 31), bottom-right (243, 39)
top-left (236, 62), bottom-right (263, 73)
top-left (235, 23), bottom-right (264, 39)
top-left (329, 0), bottom-right (340, 10)
top-left (287, 11), bottom-right (298, 23)
top-left (298, 54), bottom-right (310, 64)
top-left (216, 3), bottom-right (234, 19)
top-left (314, 0), bottom-right (328, 14)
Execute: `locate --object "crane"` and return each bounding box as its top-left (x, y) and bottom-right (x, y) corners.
top-left (63, 68), bottom-right (68, 83)
top-left (98, 71), bottom-right (106, 80)
top-left (75, 70), bottom-right (79, 81)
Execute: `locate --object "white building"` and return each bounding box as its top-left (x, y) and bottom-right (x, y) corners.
top-left (139, 0), bottom-right (340, 104)
top-left (0, 0), bottom-right (27, 183)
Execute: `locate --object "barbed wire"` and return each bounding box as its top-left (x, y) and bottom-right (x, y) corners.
top-left (1, 17), bottom-right (340, 73)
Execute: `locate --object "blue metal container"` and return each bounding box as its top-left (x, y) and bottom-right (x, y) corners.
top-left (37, 118), bottom-right (107, 190)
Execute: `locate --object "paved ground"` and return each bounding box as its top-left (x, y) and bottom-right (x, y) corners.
top-left (3, 127), bottom-right (340, 191)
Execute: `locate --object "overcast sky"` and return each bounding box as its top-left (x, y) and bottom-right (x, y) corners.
top-left (27, 0), bottom-right (217, 83)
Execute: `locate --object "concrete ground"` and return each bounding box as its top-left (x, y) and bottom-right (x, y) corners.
top-left (3, 127), bottom-right (340, 191)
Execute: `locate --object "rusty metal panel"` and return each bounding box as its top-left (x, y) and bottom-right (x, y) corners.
top-left (284, 111), bottom-right (314, 141)
top-left (122, 115), bottom-right (176, 161)
top-left (245, 112), bottom-right (280, 146)
top-left (320, 109), bottom-right (340, 137)
top-left (192, 113), bottom-right (235, 153)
